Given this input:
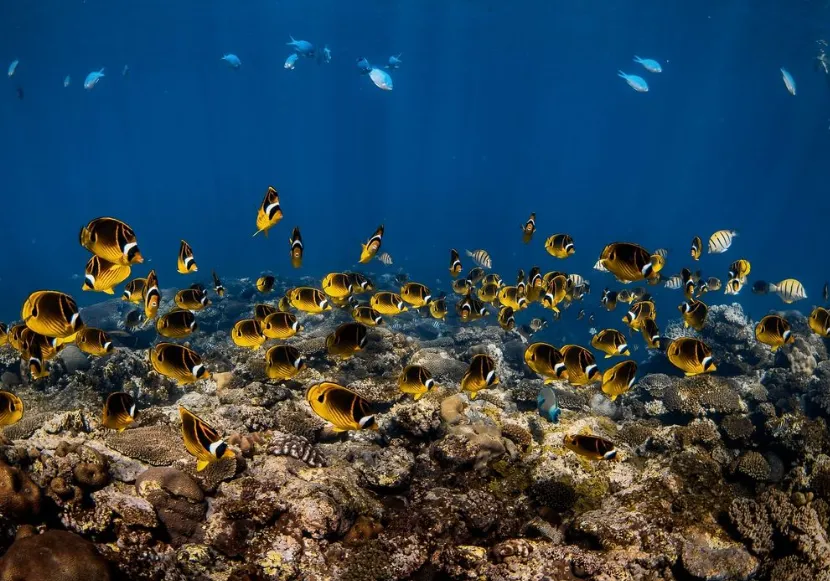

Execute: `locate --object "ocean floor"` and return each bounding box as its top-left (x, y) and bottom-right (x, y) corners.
top-left (1, 281), bottom-right (829, 581)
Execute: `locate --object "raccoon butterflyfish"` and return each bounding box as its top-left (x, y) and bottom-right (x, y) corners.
top-left (289, 227), bottom-right (303, 268)
top-left (122, 278), bottom-right (147, 303)
top-left (23, 340), bottom-right (50, 380)
top-left (666, 337), bottom-right (716, 377)
top-left (563, 434), bottom-right (618, 461)
top-left (79, 217), bottom-right (143, 265)
top-left (428, 298), bottom-right (448, 320)
top-left (400, 282), bottom-right (432, 308)
top-left (156, 309), bottom-right (198, 339)
top-left (359, 225), bottom-right (384, 264)
top-left (461, 354), bottom-right (498, 399)
top-left (347, 272), bottom-right (374, 294)
top-left (290, 287), bottom-right (331, 313)
top-left (456, 297), bottom-right (487, 322)
top-left (322, 273), bottom-right (354, 299)
top-left (370, 292), bottom-right (408, 316)
top-left (679, 299), bottom-right (708, 331)
top-left (75, 327), bottom-right (114, 356)
top-left (0, 323), bottom-right (7, 347)
top-left (231, 319), bottom-right (267, 349)
top-left (680, 268), bottom-right (697, 300)
top-left (451, 277), bottom-right (473, 296)
top-left (179, 406), bottom-right (234, 471)
top-left (601, 360), bottom-right (637, 402)
top-left (143, 270), bottom-right (160, 322)
top-left (622, 301), bottom-right (656, 331)
top-left (482, 273), bottom-right (502, 287)
top-left (498, 286), bottom-right (527, 311)
top-left (477, 282), bottom-right (500, 303)
top-left (20, 328), bottom-right (63, 361)
top-left (708, 229), bottom-right (737, 254)
top-left (591, 329), bottom-right (629, 358)
top-left (601, 289), bottom-right (618, 312)
top-left (256, 275), bottom-right (276, 294)
top-left (541, 275), bottom-right (572, 314)
top-left (497, 305), bottom-right (515, 331)
top-left (175, 288), bottom-right (211, 311)
top-left (21, 291), bottom-right (83, 339)
top-left (352, 306), bottom-right (384, 327)
top-left (253, 186), bottom-right (282, 237)
top-left (809, 307), bottom-right (830, 338)
top-left (691, 236), bottom-right (702, 260)
top-left (399, 365), bottom-right (435, 400)
top-left (262, 311), bottom-right (302, 339)
top-left (7, 324), bottom-right (26, 352)
top-left (253, 303), bottom-right (278, 323)
top-left (521, 212), bottom-right (536, 244)
top-left (466, 267), bottom-right (486, 285)
top-left (755, 314), bottom-right (795, 352)
top-left (544, 234), bottom-right (575, 259)
top-left (326, 322), bottom-right (368, 359)
top-left (524, 342), bottom-right (566, 383)
top-left (101, 392), bottom-right (135, 432)
top-left (640, 317), bottom-right (662, 350)
top-left (529, 267), bottom-right (543, 288)
top-left (82, 255), bottom-right (131, 294)
top-left (149, 342), bottom-right (210, 385)
top-left (212, 270), bottom-right (225, 297)
top-left (559, 345), bottom-right (601, 386)
top-left (449, 249), bottom-right (462, 277)
top-left (728, 259), bottom-right (751, 282)
top-left (264, 345), bottom-right (306, 381)
top-left (0, 391), bottom-right (23, 426)
top-left (177, 240), bottom-right (198, 274)
top-left (516, 269), bottom-right (527, 295)
top-left (306, 382), bottom-right (378, 432)
top-left (599, 242), bottom-right (664, 283)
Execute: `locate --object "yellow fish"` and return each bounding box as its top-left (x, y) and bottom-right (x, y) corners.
top-left (401, 282), bottom-right (432, 308)
top-left (177, 240), bottom-right (198, 274)
top-left (143, 270), bottom-right (161, 322)
top-left (264, 345), bottom-right (306, 381)
top-left (691, 236), bottom-right (702, 260)
top-left (122, 278), bottom-right (147, 303)
top-left (352, 306), bottom-right (384, 327)
top-left (212, 270), bottom-right (225, 297)
top-left (428, 298), bottom-right (447, 320)
top-left (326, 322), bottom-right (368, 359)
top-left (461, 354), bottom-right (498, 399)
top-left (156, 309), bottom-right (198, 339)
top-left (449, 249), bottom-right (462, 277)
top-left (370, 292), bottom-right (408, 316)
top-left (497, 305), bottom-right (515, 331)
top-left (79, 216), bottom-right (143, 265)
top-left (306, 382), bottom-right (378, 432)
top-left (521, 212), bottom-right (536, 244)
top-left (399, 365), bottom-right (435, 400)
top-left (0, 391), bottom-right (23, 426)
top-left (289, 227), bottom-right (303, 268)
top-left (254, 186), bottom-right (282, 237)
top-left (497, 286), bottom-right (527, 311)
top-left (359, 225), bottom-right (384, 263)
top-left (591, 329), bottom-right (630, 358)
top-left (289, 287), bottom-right (331, 313)
top-left (679, 299), bottom-right (708, 331)
top-left (599, 242), bottom-right (664, 283)
top-left (755, 314), bottom-right (794, 352)
top-left (322, 273), bottom-right (354, 299)
top-left (809, 307), bottom-right (830, 338)
top-left (149, 343), bottom-right (210, 385)
top-left (666, 338), bottom-right (716, 376)
top-left (101, 392), bottom-right (135, 432)
top-left (231, 319), bottom-right (267, 349)
top-left (524, 342), bottom-right (566, 383)
top-left (82, 255), bottom-right (131, 294)
top-left (601, 360), bottom-right (637, 401)
top-left (544, 234), bottom-right (575, 258)
top-left (262, 311), bottom-right (302, 339)
top-left (21, 291), bottom-right (83, 338)
top-left (563, 434), bottom-right (618, 461)
top-left (75, 327), bottom-right (115, 356)
top-left (560, 345), bottom-right (601, 386)
top-left (175, 288), bottom-right (211, 311)
top-left (179, 406), bottom-right (234, 471)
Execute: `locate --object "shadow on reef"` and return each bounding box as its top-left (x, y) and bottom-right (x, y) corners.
top-left (0, 296), bottom-right (830, 579)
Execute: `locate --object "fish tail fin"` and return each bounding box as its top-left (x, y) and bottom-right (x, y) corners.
top-left (196, 459), bottom-right (210, 472)
top-left (618, 70), bottom-right (626, 77)
top-left (103, 288), bottom-right (115, 295)
top-left (633, 56), bottom-right (641, 62)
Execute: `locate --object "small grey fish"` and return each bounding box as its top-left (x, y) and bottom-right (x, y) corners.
top-left (466, 249), bottom-right (492, 269)
top-left (377, 252), bottom-right (393, 266)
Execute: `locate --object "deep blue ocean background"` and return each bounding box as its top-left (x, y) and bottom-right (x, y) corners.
top-left (1, 0), bottom-right (829, 340)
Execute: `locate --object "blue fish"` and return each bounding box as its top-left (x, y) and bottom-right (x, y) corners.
top-left (387, 54), bottom-right (403, 69)
top-left (84, 68), bottom-right (105, 90)
top-left (221, 54), bottom-right (241, 68)
top-left (618, 71), bottom-right (648, 92)
top-left (7, 59), bottom-right (19, 77)
top-left (321, 45), bottom-right (332, 64)
top-left (287, 36), bottom-right (314, 57)
top-left (537, 386), bottom-right (561, 423)
top-left (369, 68), bottom-right (393, 90)
top-left (63, 75), bottom-right (70, 88)
top-left (284, 53), bottom-right (299, 70)
top-left (633, 56), bottom-right (661, 73)
top-left (356, 57), bottom-right (372, 75)
top-left (780, 67), bottom-right (796, 95)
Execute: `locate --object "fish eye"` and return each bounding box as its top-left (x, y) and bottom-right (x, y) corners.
top-left (317, 394), bottom-right (325, 403)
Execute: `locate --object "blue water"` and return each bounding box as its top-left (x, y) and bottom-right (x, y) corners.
top-left (1, 0), bottom-right (829, 330)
